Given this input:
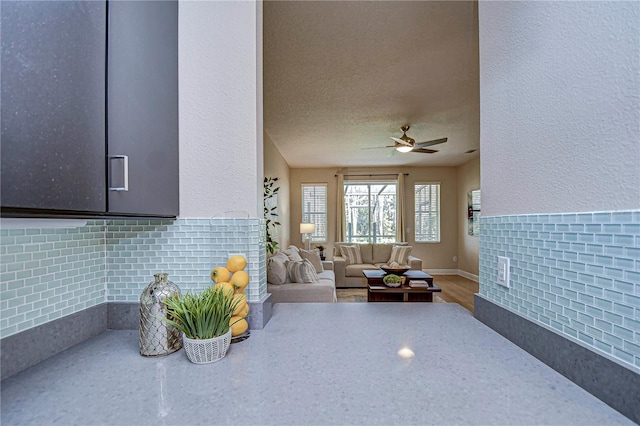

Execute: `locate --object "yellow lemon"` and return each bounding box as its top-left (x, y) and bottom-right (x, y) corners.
top-left (232, 294), bottom-right (247, 316)
top-left (210, 266), bottom-right (230, 283)
top-left (238, 303), bottom-right (249, 319)
top-left (214, 281), bottom-right (234, 296)
top-left (230, 270), bottom-right (249, 292)
top-left (226, 255), bottom-right (247, 273)
top-left (230, 317), bottom-right (248, 336)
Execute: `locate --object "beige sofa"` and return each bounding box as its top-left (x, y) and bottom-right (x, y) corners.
top-left (333, 242), bottom-right (422, 288)
top-left (267, 246), bottom-right (337, 303)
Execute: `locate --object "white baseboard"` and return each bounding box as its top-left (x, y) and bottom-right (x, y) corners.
top-left (424, 269), bottom-right (458, 275)
top-left (422, 269), bottom-right (479, 283)
top-left (457, 270), bottom-right (479, 282)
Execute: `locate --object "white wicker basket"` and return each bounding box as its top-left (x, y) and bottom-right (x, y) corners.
top-left (182, 328), bottom-right (232, 364)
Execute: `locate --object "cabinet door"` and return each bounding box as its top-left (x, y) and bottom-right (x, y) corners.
top-left (107, 0), bottom-right (179, 217)
top-left (1, 1), bottom-right (106, 213)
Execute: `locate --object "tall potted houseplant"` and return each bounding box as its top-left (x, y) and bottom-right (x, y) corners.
top-left (161, 287), bottom-right (242, 364)
top-left (264, 176), bottom-right (280, 255)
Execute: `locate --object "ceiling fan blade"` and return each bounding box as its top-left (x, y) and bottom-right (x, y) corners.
top-left (362, 145), bottom-right (396, 150)
top-left (411, 148), bottom-right (438, 154)
top-left (387, 149), bottom-right (397, 158)
top-left (390, 136), bottom-right (412, 146)
top-left (415, 137), bottom-right (448, 148)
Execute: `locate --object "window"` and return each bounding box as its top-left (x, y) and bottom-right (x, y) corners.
top-left (302, 184), bottom-right (327, 242)
top-left (344, 182), bottom-right (396, 243)
top-left (415, 183), bottom-right (440, 242)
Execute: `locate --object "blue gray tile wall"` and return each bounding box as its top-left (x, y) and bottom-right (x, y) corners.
top-left (107, 218), bottom-right (266, 301)
top-left (1, 218), bottom-right (267, 339)
top-left (479, 210), bottom-right (640, 369)
top-left (209, 218), bottom-right (267, 301)
top-left (0, 221), bottom-right (106, 339)
top-left (106, 219), bottom-right (212, 300)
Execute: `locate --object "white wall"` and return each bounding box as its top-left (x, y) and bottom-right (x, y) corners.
top-left (264, 130), bottom-right (291, 248)
top-left (480, 1), bottom-right (640, 216)
top-left (179, 1), bottom-right (261, 218)
top-left (289, 166), bottom-right (460, 270)
top-left (457, 157), bottom-right (480, 276)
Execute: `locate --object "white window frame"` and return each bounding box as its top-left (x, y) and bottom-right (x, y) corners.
top-left (414, 183), bottom-right (440, 243)
top-left (343, 181), bottom-right (397, 243)
top-left (301, 183), bottom-right (328, 243)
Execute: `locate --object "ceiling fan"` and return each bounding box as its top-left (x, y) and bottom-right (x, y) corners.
top-left (365, 125), bottom-right (447, 156)
top-left (390, 125), bottom-right (447, 154)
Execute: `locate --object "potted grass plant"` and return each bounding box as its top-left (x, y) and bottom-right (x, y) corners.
top-left (161, 287), bottom-right (241, 364)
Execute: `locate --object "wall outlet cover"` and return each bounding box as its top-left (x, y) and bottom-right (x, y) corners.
top-left (497, 256), bottom-right (510, 288)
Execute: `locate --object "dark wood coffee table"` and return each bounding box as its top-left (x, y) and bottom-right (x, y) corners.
top-left (363, 269), bottom-right (442, 302)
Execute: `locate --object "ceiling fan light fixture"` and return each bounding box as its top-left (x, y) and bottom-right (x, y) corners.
top-left (396, 146), bottom-right (413, 153)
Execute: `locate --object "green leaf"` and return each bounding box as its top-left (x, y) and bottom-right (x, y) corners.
top-left (160, 287), bottom-right (239, 339)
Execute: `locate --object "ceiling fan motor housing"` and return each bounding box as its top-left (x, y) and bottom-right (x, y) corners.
top-left (395, 125), bottom-right (415, 150)
top-left (378, 124), bottom-right (447, 154)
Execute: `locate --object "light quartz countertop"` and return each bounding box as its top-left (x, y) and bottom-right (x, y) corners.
top-left (1, 303), bottom-right (633, 425)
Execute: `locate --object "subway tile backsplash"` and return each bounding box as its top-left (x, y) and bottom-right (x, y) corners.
top-left (107, 219), bottom-right (213, 300)
top-left (480, 210), bottom-right (640, 370)
top-left (209, 219), bottom-right (267, 301)
top-left (1, 218), bottom-right (266, 339)
top-left (1, 221), bottom-right (106, 338)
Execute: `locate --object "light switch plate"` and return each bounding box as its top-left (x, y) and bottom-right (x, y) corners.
top-left (497, 256), bottom-right (510, 288)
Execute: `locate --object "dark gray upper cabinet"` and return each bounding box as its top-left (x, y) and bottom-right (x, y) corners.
top-left (0, 0), bottom-right (179, 218)
top-left (107, 0), bottom-right (179, 217)
top-left (1, 1), bottom-right (107, 213)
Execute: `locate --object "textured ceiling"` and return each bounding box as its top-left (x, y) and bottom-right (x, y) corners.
top-left (263, 1), bottom-right (480, 169)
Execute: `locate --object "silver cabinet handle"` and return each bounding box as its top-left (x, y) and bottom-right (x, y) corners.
top-left (108, 155), bottom-right (129, 191)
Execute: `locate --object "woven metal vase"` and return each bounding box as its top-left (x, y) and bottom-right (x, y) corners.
top-left (139, 273), bottom-right (182, 357)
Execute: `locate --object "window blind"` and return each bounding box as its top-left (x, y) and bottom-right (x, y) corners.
top-left (415, 183), bottom-right (440, 242)
top-left (302, 184), bottom-right (327, 242)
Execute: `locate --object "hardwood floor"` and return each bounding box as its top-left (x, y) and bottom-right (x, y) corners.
top-left (432, 274), bottom-right (479, 313)
top-left (335, 274), bottom-right (478, 312)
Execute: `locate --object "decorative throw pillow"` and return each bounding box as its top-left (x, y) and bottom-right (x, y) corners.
top-left (286, 259), bottom-right (320, 283)
top-left (299, 248), bottom-right (323, 273)
top-left (271, 251), bottom-right (288, 263)
top-left (283, 245), bottom-right (303, 262)
top-left (388, 245), bottom-right (412, 266)
top-left (340, 245), bottom-right (363, 265)
top-left (267, 253), bottom-right (289, 285)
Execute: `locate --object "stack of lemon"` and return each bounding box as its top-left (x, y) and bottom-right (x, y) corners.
top-left (210, 255), bottom-right (249, 337)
